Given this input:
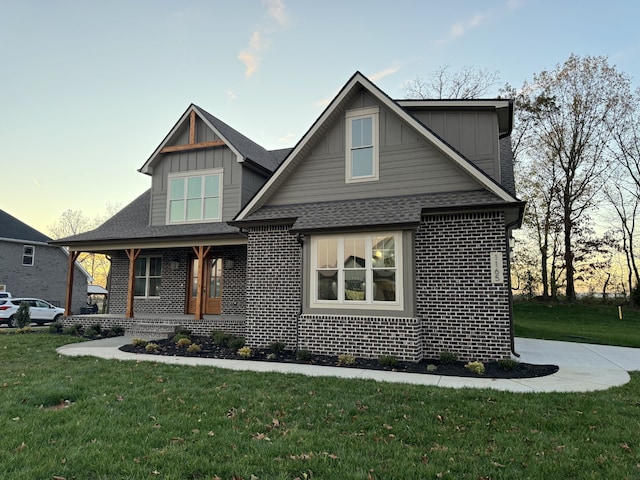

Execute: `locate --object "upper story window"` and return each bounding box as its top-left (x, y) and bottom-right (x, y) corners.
top-left (345, 107), bottom-right (379, 183)
top-left (167, 169), bottom-right (223, 224)
top-left (311, 232), bottom-right (402, 310)
top-left (134, 256), bottom-right (162, 297)
top-left (22, 245), bottom-right (35, 266)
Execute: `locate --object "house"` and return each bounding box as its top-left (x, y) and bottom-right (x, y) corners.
top-left (0, 209), bottom-right (90, 313)
top-left (54, 72), bottom-right (524, 361)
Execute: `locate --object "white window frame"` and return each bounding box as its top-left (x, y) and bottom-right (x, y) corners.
top-left (22, 245), bottom-right (35, 266)
top-left (166, 168), bottom-right (223, 224)
top-left (134, 256), bottom-right (162, 298)
top-left (345, 106), bottom-right (379, 183)
top-left (310, 232), bottom-right (402, 311)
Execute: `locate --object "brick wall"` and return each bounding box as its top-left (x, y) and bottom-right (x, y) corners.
top-left (245, 225), bottom-right (301, 348)
top-left (416, 212), bottom-right (512, 361)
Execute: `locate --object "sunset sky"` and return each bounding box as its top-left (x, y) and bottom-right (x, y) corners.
top-left (2, 0), bottom-right (639, 234)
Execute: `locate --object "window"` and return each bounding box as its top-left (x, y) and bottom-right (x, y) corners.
top-left (22, 245), bottom-right (34, 266)
top-left (167, 169), bottom-right (222, 223)
top-left (311, 232), bottom-right (401, 309)
top-left (345, 107), bottom-right (379, 183)
top-left (134, 257), bottom-right (162, 297)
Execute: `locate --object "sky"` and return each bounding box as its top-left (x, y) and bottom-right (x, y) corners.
top-left (2, 0), bottom-right (640, 235)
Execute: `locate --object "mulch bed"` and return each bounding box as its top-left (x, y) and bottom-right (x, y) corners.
top-left (119, 336), bottom-right (559, 379)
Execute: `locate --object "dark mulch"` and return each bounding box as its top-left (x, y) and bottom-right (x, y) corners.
top-left (119, 336), bottom-right (558, 379)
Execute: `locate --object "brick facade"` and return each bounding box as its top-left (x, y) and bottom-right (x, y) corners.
top-left (416, 212), bottom-right (512, 361)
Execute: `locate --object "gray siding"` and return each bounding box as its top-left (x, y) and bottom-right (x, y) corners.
top-left (149, 146), bottom-right (242, 225)
top-left (268, 101), bottom-right (479, 206)
top-left (241, 168), bottom-right (270, 208)
top-left (411, 110), bottom-right (500, 181)
top-left (0, 240), bottom-right (87, 313)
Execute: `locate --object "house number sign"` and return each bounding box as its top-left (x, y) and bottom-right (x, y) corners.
top-left (490, 252), bottom-right (503, 284)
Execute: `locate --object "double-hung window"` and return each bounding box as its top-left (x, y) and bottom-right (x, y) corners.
top-left (167, 169), bottom-right (222, 223)
top-left (134, 256), bottom-right (162, 297)
top-left (311, 232), bottom-right (401, 310)
top-left (345, 107), bottom-right (379, 183)
top-left (22, 245), bottom-right (35, 266)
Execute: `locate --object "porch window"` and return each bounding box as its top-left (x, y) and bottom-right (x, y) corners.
top-left (345, 107), bottom-right (379, 183)
top-left (134, 256), bottom-right (162, 297)
top-left (167, 168), bottom-right (223, 224)
top-left (311, 232), bottom-right (401, 310)
top-left (22, 245), bottom-right (35, 266)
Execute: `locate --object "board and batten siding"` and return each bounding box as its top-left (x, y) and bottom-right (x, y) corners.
top-left (149, 146), bottom-right (243, 226)
top-left (267, 101), bottom-right (481, 206)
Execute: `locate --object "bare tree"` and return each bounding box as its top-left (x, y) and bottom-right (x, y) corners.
top-left (403, 65), bottom-right (500, 99)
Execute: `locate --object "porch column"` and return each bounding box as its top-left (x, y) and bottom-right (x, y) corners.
top-left (125, 248), bottom-right (141, 318)
top-left (192, 245), bottom-right (211, 320)
top-left (64, 251), bottom-right (81, 316)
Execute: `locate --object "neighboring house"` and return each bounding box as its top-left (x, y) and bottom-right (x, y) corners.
top-left (54, 72), bottom-right (524, 362)
top-left (0, 209), bottom-right (90, 313)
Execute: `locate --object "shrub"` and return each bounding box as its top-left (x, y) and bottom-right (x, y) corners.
top-left (173, 329), bottom-right (191, 342)
top-left (176, 337), bottom-right (192, 347)
top-left (83, 327), bottom-right (99, 338)
top-left (266, 353), bottom-right (277, 360)
top-left (426, 364), bottom-right (438, 373)
top-left (465, 361), bottom-right (485, 375)
top-left (337, 353), bottom-right (356, 366)
top-left (110, 325), bottom-right (124, 336)
top-left (269, 341), bottom-right (286, 354)
top-left (211, 330), bottom-right (232, 346)
top-left (296, 349), bottom-right (312, 361)
top-left (63, 324), bottom-right (82, 336)
top-left (132, 338), bottom-right (148, 347)
top-left (498, 358), bottom-right (519, 371)
top-left (16, 326), bottom-right (31, 334)
top-left (187, 343), bottom-right (202, 353)
top-left (145, 342), bottom-right (159, 352)
top-left (90, 323), bottom-right (102, 334)
top-left (14, 302), bottom-right (31, 328)
top-left (440, 351), bottom-right (458, 365)
top-left (49, 321), bottom-right (63, 334)
top-left (227, 336), bottom-right (245, 350)
top-left (378, 355), bottom-right (398, 367)
top-left (238, 346), bottom-right (252, 358)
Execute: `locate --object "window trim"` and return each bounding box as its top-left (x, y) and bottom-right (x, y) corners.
top-left (22, 245), bottom-right (35, 266)
top-left (310, 232), bottom-right (402, 311)
top-left (134, 256), bottom-right (162, 298)
top-left (345, 107), bottom-right (379, 183)
top-left (166, 168), bottom-right (223, 224)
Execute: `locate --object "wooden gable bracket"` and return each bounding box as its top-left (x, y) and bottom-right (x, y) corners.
top-left (160, 111), bottom-right (226, 153)
top-left (192, 245), bottom-right (211, 320)
top-left (125, 248), bottom-right (142, 319)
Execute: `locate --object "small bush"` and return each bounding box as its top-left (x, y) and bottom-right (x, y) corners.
top-left (187, 343), bottom-right (202, 353)
top-left (227, 336), bottom-right (246, 350)
top-left (132, 338), bottom-right (148, 347)
top-left (440, 351), bottom-right (458, 365)
top-left (269, 341), bottom-right (286, 354)
top-left (266, 353), bottom-right (277, 360)
top-left (296, 349), bottom-right (312, 361)
top-left (145, 342), bottom-right (159, 352)
top-left (378, 355), bottom-right (398, 367)
top-left (464, 361), bottom-right (485, 375)
top-left (238, 346), bottom-right (252, 358)
top-left (49, 321), bottom-right (63, 334)
top-left (173, 330), bottom-right (191, 342)
top-left (83, 327), bottom-right (99, 338)
top-left (63, 324), bottom-right (82, 336)
top-left (498, 358), bottom-right (519, 371)
top-left (16, 326), bottom-right (31, 334)
top-left (90, 323), bottom-right (102, 334)
top-left (211, 330), bottom-right (232, 346)
top-left (337, 353), bottom-right (356, 366)
top-left (176, 337), bottom-right (192, 347)
top-left (110, 325), bottom-right (124, 336)
top-left (426, 364), bottom-right (438, 373)
top-left (15, 302), bottom-right (31, 328)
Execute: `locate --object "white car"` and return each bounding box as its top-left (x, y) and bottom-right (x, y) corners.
top-left (0, 292), bottom-right (12, 299)
top-left (0, 298), bottom-right (65, 327)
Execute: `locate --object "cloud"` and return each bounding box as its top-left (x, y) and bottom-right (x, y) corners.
top-left (277, 132), bottom-right (295, 144)
top-left (263, 0), bottom-right (288, 27)
top-left (313, 98), bottom-right (331, 108)
top-left (433, 11), bottom-right (491, 45)
top-left (227, 90), bottom-right (237, 102)
top-left (238, 51), bottom-right (258, 77)
top-left (506, 0), bottom-right (525, 10)
top-left (369, 67), bottom-right (399, 81)
top-left (249, 31), bottom-right (269, 51)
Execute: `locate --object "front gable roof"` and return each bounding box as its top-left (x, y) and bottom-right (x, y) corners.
top-left (235, 71), bottom-right (519, 221)
top-left (139, 104), bottom-right (281, 175)
top-left (0, 209), bottom-right (51, 244)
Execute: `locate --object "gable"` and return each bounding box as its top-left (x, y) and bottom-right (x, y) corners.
top-left (0, 210), bottom-right (51, 243)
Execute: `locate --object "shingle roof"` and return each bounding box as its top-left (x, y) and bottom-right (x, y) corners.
top-left (499, 136), bottom-right (516, 197)
top-left (0, 210), bottom-right (51, 243)
top-left (234, 190), bottom-right (510, 233)
top-left (53, 190), bottom-right (241, 246)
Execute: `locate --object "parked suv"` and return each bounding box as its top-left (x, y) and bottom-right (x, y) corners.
top-left (0, 292), bottom-right (12, 299)
top-left (0, 298), bottom-right (65, 327)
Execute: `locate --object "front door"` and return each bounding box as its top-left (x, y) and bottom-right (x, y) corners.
top-left (187, 256), bottom-right (223, 314)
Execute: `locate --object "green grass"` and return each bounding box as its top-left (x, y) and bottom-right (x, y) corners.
top-left (514, 302), bottom-right (640, 347)
top-left (1, 333), bottom-right (640, 479)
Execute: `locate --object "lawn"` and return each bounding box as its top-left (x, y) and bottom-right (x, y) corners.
top-left (1, 333), bottom-right (640, 479)
top-left (513, 302), bottom-right (640, 348)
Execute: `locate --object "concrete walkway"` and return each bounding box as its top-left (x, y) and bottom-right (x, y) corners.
top-left (56, 337), bottom-right (640, 393)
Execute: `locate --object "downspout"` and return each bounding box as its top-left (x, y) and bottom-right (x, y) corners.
top-left (505, 220), bottom-right (520, 358)
top-left (295, 233), bottom-right (304, 353)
